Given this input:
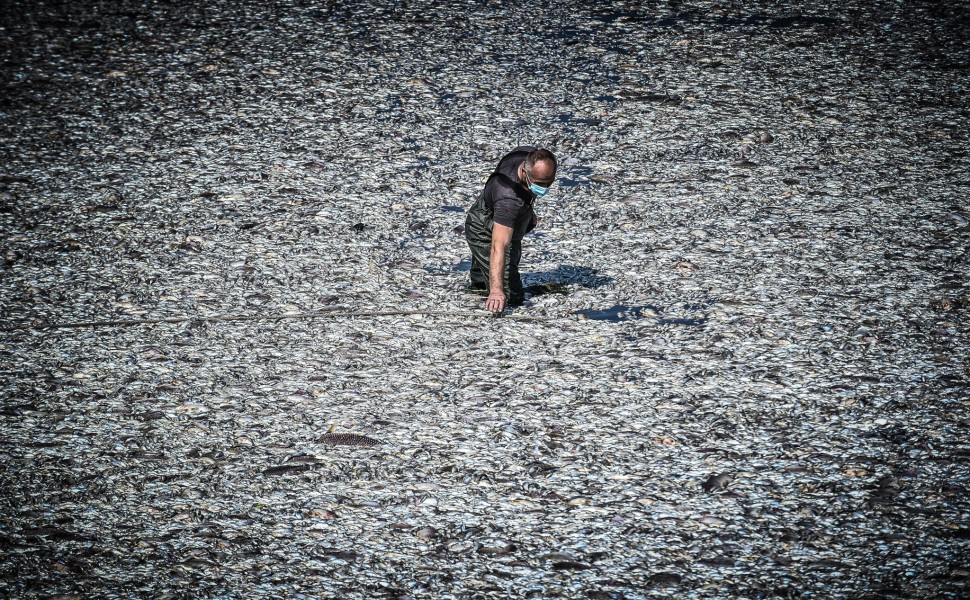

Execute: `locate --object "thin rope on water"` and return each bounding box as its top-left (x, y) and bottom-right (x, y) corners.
top-left (0, 307), bottom-right (569, 333)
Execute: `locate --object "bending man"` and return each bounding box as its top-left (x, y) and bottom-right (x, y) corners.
top-left (464, 147), bottom-right (557, 313)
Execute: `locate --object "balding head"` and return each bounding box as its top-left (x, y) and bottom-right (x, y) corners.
top-left (520, 148), bottom-right (557, 188)
top-left (526, 149), bottom-right (557, 182)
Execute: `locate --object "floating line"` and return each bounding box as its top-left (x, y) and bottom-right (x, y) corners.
top-left (0, 307), bottom-right (562, 333)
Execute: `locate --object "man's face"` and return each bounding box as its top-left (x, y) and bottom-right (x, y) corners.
top-left (522, 160), bottom-right (556, 191)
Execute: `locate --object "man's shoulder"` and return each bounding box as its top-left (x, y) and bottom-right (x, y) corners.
top-left (485, 175), bottom-right (523, 202)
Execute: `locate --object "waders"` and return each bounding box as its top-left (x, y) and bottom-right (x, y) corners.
top-left (464, 173), bottom-right (534, 306)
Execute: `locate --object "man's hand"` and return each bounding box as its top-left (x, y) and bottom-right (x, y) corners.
top-left (485, 292), bottom-right (506, 313)
top-left (486, 223), bottom-right (513, 313)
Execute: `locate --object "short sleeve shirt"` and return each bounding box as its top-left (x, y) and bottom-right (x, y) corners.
top-left (484, 146), bottom-right (536, 228)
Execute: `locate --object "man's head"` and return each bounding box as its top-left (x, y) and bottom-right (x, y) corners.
top-left (519, 148), bottom-right (557, 196)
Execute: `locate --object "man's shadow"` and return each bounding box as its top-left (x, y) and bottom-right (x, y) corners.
top-left (522, 265), bottom-right (613, 296)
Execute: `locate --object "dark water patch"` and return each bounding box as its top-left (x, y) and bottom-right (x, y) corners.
top-left (558, 179), bottom-right (587, 188)
top-left (575, 303), bottom-right (709, 324)
top-left (574, 305), bottom-right (660, 322)
top-left (559, 166), bottom-right (593, 187)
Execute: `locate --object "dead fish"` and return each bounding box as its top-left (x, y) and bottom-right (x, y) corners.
top-left (262, 464), bottom-right (312, 476)
top-left (541, 551), bottom-right (583, 562)
top-left (551, 560), bottom-right (592, 571)
top-left (317, 432), bottom-right (382, 447)
top-left (477, 542), bottom-right (516, 556)
top-left (698, 515), bottom-right (728, 526)
top-left (318, 547), bottom-right (359, 562)
top-left (756, 131), bottom-right (774, 143)
top-left (646, 572), bottom-right (683, 585)
top-left (702, 473), bottom-right (733, 492)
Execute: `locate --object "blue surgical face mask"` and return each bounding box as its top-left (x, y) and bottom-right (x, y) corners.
top-left (525, 169), bottom-right (551, 197)
top-left (530, 183), bottom-right (549, 197)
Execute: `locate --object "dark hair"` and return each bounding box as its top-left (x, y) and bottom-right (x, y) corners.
top-left (525, 148), bottom-right (557, 172)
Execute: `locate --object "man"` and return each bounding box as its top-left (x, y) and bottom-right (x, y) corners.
top-left (464, 147), bottom-right (557, 313)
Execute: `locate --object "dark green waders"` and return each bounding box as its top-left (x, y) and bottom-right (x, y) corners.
top-left (464, 175), bottom-right (534, 306)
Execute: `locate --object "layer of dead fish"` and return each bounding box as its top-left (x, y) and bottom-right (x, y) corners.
top-left (1, 0), bottom-right (968, 598)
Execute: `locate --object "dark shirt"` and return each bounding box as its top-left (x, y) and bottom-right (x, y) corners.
top-left (484, 146), bottom-right (535, 228)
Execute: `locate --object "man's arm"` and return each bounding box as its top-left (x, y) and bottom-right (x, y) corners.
top-left (485, 223), bottom-right (513, 312)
